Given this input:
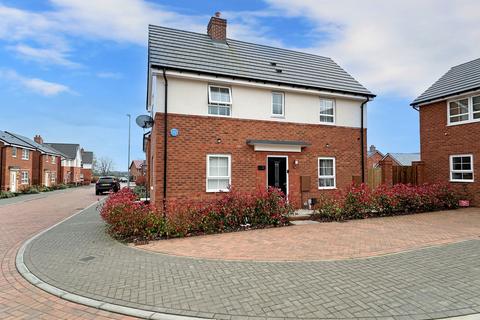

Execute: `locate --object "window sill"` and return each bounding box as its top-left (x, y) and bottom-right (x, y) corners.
top-left (271, 115), bottom-right (285, 119)
top-left (207, 114), bottom-right (232, 118)
top-left (319, 122), bottom-right (336, 126)
top-left (206, 189), bottom-right (230, 193)
top-left (450, 179), bottom-right (474, 183)
top-left (318, 187), bottom-right (337, 190)
top-left (447, 118), bottom-right (480, 126)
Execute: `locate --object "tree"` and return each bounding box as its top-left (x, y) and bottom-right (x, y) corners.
top-left (95, 157), bottom-right (114, 176)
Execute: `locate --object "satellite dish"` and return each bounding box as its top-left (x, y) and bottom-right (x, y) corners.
top-left (136, 115), bottom-right (154, 128)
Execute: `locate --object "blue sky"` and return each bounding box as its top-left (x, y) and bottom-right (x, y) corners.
top-left (1, 1), bottom-right (478, 170)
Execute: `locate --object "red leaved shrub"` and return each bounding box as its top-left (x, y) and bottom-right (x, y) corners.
top-left (313, 183), bottom-right (460, 222)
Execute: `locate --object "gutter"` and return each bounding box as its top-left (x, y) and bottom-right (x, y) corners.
top-left (162, 68), bottom-right (168, 214)
top-left (360, 98), bottom-right (369, 183)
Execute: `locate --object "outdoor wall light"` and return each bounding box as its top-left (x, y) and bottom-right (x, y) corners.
top-left (326, 143), bottom-right (330, 148)
top-left (216, 138), bottom-right (222, 144)
top-left (293, 160), bottom-right (299, 168)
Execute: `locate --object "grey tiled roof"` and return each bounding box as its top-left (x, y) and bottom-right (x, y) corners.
top-left (44, 143), bottom-right (79, 160)
top-left (81, 151), bottom-right (93, 164)
top-left (386, 153), bottom-right (421, 166)
top-left (0, 130), bottom-right (35, 149)
top-left (412, 58), bottom-right (480, 105)
top-left (149, 25), bottom-right (374, 98)
top-left (6, 132), bottom-right (64, 156)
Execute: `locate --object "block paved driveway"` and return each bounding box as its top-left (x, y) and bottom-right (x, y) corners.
top-left (0, 186), bottom-right (136, 320)
top-left (23, 204), bottom-right (480, 320)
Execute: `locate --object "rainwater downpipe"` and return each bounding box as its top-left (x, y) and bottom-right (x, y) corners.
top-left (162, 68), bottom-right (168, 214)
top-left (360, 98), bottom-right (369, 183)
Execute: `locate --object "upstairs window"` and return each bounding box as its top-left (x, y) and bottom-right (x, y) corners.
top-left (319, 99), bottom-right (335, 124)
top-left (51, 155), bottom-right (56, 163)
top-left (318, 157), bottom-right (336, 189)
top-left (12, 147), bottom-right (17, 157)
top-left (448, 95), bottom-right (480, 124)
top-left (206, 154), bottom-right (231, 192)
top-left (22, 149), bottom-right (29, 160)
top-left (208, 85), bottom-right (232, 116)
top-left (450, 155), bottom-right (474, 182)
top-left (272, 92), bottom-right (284, 117)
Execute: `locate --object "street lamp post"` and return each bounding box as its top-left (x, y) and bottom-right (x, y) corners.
top-left (127, 114), bottom-right (131, 188)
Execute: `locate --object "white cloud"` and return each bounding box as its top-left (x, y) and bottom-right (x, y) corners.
top-left (8, 44), bottom-right (80, 68)
top-left (0, 69), bottom-right (72, 96)
top-left (96, 72), bottom-right (123, 79)
top-left (266, 0), bottom-right (480, 97)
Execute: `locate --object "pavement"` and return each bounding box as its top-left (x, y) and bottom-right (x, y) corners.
top-left (139, 208), bottom-right (480, 261)
top-left (20, 203), bottom-right (480, 319)
top-left (0, 185), bottom-right (136, 320)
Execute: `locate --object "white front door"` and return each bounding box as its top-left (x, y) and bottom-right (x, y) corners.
top-left (45, 172), bottom-right (50, 187)
top-left (10, 171), bottom-right (17, 192)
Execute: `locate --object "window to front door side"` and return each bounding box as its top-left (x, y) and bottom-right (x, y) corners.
top-left (206, 154), bottom-right (231, 192)
top-left (208, 85), bottom-right (232, 116)
top-left (318, 157), bottom-right (336, 189)
top-left (450, 154), bottom-right (474, 182)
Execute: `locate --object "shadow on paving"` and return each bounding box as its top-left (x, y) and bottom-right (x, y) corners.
top-left (23, 205), bottom-right (480, 320)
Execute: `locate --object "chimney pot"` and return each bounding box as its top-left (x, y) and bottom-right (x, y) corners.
top-left (207, 13), bottom-right (227, 42)
top-left (34, 135), bottom-right (43, 144)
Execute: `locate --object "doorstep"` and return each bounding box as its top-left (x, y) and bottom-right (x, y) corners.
top-left (289, 209), bottom-right (314, 221)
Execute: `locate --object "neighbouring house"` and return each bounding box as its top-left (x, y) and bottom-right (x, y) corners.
top-left (129, 160), bottom-right (146, 182)
top-left (411, 57), bottom-right (480, 204)
top-left (44, 143), bottom-right (83, 184)
top-left (81, 149), bottom-right (94, 184)
top-left (375, 153), bottom-right (421, 168)
top-left (0, 131), bottom-right (65, 191)
top-left (0, 131), bottom-right (36, 192)
top-left (144, 13), bottom-right (375, 209)
top-left (367, 145), bottom-right (384, 168)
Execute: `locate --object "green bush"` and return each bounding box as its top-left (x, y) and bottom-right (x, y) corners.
top-left (19, 185), bottom-right (40, 194)
top-left (133, 185), bottom-right (147, 198)
top-left (0, 191), bottom-right (16, 199)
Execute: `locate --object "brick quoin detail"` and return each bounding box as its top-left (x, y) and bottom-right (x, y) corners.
top-left (420, 100), bottom-right (480, 204)
top-left (150, 113), bottom-right (366, 208)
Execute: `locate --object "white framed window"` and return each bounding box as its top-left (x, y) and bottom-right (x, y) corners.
top-left (318, 157), bottom-right (336, 189)
top-left (206, 154), bottom-right (231, 192)
top-left (21, 149), bottom-right (29, 160)
top-left (51, 155), bottom-right (56, 164)
top-left (319, 98), bottom-right (335, 124)
top-left (21, 171), bottom-right (29, 185)
top-left (450, 154), bottom-right (474, 182)
top-left (448, 94), bottom-right (480, 125)
top-left (271, 92), bottom-right (284, 117)
top-left (51, 172), bottom-right (56, 183)
top-left (208, 85), bottom-right (232, 116)
top-left (12, 147), bottom-right (17, 157)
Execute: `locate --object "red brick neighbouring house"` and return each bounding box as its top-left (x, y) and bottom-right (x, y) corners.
top-left (145, 14), bottom-right (375, 209)
top-left (367, 145), bottom-right (384, 168)
top-left (411, 58), bottom-right (480, 205)
top-left (81, 149), bottom-right (94, 184)
top-left (44, 143), bottom-right (83, 184)
top-left (129, 160), bottom-right (146, 182)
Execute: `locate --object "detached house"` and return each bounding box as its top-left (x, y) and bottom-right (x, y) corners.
top-left (0, 132), bottom-right (64, 191)
top-left (81, 149), bottom-right (94, 184)
top-left (44, 143), bottom-right (83, 184)
top-left (145, 13), bottom-right (375, 208)
top-left (412, 58), bottom-right (480, 204)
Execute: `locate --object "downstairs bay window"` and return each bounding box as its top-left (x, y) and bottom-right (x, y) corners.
top-left (206, 154), bottom-right (231, 192)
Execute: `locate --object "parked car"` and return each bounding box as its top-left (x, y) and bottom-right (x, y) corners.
top-left (118, 177), bottom-right (128, 183)
top-left (95, 176), bottom-right (120, 195)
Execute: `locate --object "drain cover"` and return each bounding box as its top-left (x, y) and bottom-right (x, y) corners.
top-left (79, 256), bottom-right (95, 262)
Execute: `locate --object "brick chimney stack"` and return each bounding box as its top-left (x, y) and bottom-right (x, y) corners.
top-left (207, 12), bottom-right (227, 42)
top-left (34, 135), bottom-right (43, 144)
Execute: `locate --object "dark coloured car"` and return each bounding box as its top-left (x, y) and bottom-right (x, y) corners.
top-left (95, 176), bottom-right (120, 195)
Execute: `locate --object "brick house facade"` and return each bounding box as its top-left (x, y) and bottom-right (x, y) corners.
top-left (0, 143), bottom-right (34, 192)
top-left (129, 160), bottom-right (146, 182)
top-left (412, 58), bottom-right (480, 205)
top-left (367, 145), bottom-right (383, 168)
top-left (145, 14), bottom-right (374, 209)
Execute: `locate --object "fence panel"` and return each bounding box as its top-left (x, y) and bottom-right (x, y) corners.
top-left (367, 168), bottom-right (382, 189)
top-left (392, 166), bottom-right (418, 185)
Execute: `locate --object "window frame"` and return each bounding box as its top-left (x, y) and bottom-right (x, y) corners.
top-left (449, 154), bottom-right (474, 183)
top-left (20, 171), bottom-right (29, 185)
top-left (271, 91), bottom-right (285, 117)
top-left (447, 94), bottom-right (480, 126)
top-left (12, 147), bottom-right (17, 158)
top-left (318, 157), bottom-right (336, 189)
top-left (206, 154), bottom-right (231, 193)
top-left (319, 98), bottom-right (336, 125)
top-left (51, 155), bottom-right (56, 164)
top-left (21, 149), bottom-right (30, 160)
top-left (208, 85), bottom-right (232, 117)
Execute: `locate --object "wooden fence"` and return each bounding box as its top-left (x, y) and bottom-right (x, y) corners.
top-left (368, 163), bottom-right (423, 189)
top-left (367, 167), bottom-right (382, 189)
top-left (392, 166), bottom-right (419, 185)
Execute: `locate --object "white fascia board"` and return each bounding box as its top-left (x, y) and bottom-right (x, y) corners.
top-left (153, 69), bottom-right (371, 101)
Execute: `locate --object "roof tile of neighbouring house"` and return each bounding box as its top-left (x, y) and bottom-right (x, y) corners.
top-left (148, 25), bottom-right (374, 98)
top-left (81, 151), bottom-right (94, 164)
top-left (5, 132), bottom-right (64, 157)
top-left (130, 160), bottom-right (145, 169)
top-left (44, 143), bottom-right (79, 160)
top-left (0, 130), bottom-right (36, 149)
top-left (385, 153), bottom-right (421, 166)
top-left (411, 58), bottom-right (480, 105)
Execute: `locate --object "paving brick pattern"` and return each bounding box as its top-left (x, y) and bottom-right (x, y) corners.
top-left (0, 186), bottom-right (136, 319)
top-left (24, 205), bottom-right (480, 320)
top-left (139, 208), bottom-right (480, 261)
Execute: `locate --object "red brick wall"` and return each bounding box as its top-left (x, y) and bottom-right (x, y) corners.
top-left (420, 100), bottom-right (480, 204)
top-left (0, 146), bottom-right (34, 191)
top-left (150, 113), bottom-right (366, 209)
top-left (81, 168), bottom-right (93, 184)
